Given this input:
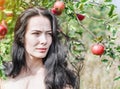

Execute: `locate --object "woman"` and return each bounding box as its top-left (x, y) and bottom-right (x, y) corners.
top-left (0, 7), bottom-right (78, 89)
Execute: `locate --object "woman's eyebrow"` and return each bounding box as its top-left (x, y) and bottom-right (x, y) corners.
top-left (31, 30), bottom-right (52, 32)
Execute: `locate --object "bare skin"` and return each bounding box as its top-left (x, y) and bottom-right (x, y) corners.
top-left (0, 67), bottom-right (46, 89)
top-left (0, 64), bottom-right (72, 89)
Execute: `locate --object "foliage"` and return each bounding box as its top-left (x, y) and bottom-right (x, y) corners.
top-left (0, 0), bottom-right (120, 86)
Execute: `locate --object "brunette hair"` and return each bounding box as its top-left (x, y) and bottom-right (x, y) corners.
top-left (9, 6), bottom-right (78, 89)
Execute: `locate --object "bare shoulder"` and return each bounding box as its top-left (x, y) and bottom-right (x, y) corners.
top-left (0, 78), bottom-right (6, 89)
top-left (0, 77), bottom-right (17, 89)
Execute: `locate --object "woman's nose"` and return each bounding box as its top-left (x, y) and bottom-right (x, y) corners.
top-left (39, 34), bottom-right (47, 45)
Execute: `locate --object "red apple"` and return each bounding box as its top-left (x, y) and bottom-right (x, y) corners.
top-left (76, 13), bottom-right (85, 21)
top-left (53, 1), bottom-right (65, 12)
top-left (91, 44), bottom-right (105, 55)
top-left (51, 7), bottom-right (62, 15)
top-left (0, 24), bottom-right (7, 37)
top-left (51, 8), bottom-right (57, 14)
top-left (51, 1), bottom-right (65, 15)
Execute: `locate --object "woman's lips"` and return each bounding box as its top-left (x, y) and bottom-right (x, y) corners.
top-left (36, 48), bottom-right (47, 53)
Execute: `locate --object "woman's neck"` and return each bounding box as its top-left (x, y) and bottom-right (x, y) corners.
top-left (25, 55), bottom-right (44, 75)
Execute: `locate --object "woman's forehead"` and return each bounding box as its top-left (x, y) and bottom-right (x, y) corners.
top-left (26, 16), bottom-right (52, 31)
top-left (28, 16), bottom-right (50, 24)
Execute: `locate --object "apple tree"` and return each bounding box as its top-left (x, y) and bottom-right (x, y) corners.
top-left (0, 0), bottom-right (120, 88)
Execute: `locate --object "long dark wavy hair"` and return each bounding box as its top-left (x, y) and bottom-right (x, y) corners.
top-left (8, 6), bottom-right (78, 89)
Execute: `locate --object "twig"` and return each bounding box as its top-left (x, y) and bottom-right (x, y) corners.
top-left (76, 16), bottom-right (97, 38)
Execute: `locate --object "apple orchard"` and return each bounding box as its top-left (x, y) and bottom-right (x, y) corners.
top-left (0, 0), bottom-right (120, 88)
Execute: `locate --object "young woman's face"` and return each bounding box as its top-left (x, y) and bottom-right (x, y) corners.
top-left (24, 15), bottom-right (52, 59)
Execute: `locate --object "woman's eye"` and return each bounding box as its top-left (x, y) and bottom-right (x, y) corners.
top-left (48, 32), bottom-right (52, 36)
top-left (32, 32), bottom-right (40, 35)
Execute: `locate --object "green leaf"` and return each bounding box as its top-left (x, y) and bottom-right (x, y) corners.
top-left (117, 22), bottom-right (120, 25)
top-left (42, 0), bottom-right (48, 6)
top-left (108, 5), bottom-right (115, 17)
top-left (78, 3), bottom-right (84, 10)
top-left (106, 25), bottom-right (111, 30)
top-left (94, 36), bottom-right (103, 43)
top-left (104, 0), bottom-right (112, 2)
top-left (116, 46), bottom-right (120, 52)
top-left (81, 0), bottom-right (88, 3)
top-left (75, 2), bottom-right (80, 8)
top-left (114, 76), bottom-right (120, 81)
top-left (0, 56), bottom-right (3, 62)
top-left (101, 59), bottom-right (109, 63)
top-left (118, 65), bottom-right (120, 71)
